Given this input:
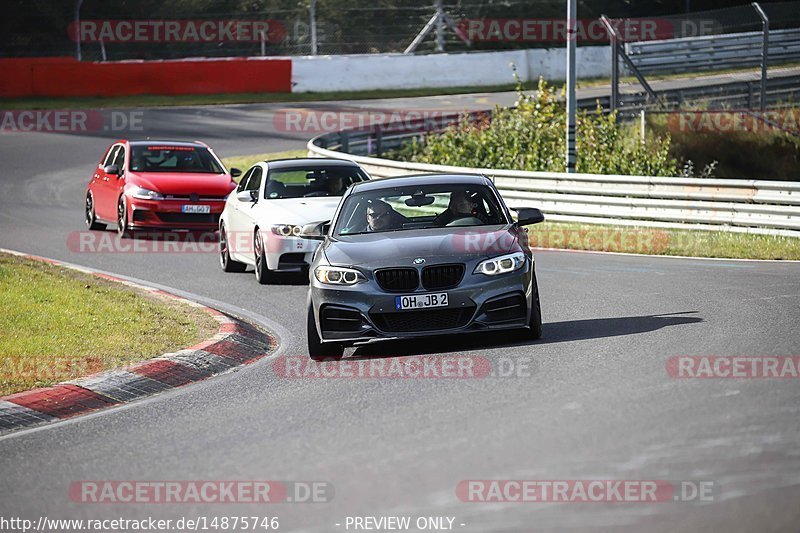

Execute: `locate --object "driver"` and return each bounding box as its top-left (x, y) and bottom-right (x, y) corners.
top-left (325, 176), bottom-right (345, 195)
top-left (366, 200), bottom-right (404, 232)
top-left (433, 190), bottom-right (485, 226)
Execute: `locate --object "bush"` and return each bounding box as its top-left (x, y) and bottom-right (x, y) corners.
top-left (390, 78), bottom-right (707, 177)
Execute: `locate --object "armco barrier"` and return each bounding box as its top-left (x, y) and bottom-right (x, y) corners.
top-left (0, 56), bottom-right (291, 98)
top-left (307, 125), bottom-right (800, 238)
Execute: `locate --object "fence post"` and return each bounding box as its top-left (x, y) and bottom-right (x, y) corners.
top-left (310, 0), bottom-right (319, 55)
top-left (435, 0), bottom-right (445, 52)
top-left (260, 31), bottom-right (266, 56)
top-left (752, 2), bottom-right (769, 112)
top-left (74, 0), bottom-right (83, 61)
top-left (566, 0), bottom-right (577, 173)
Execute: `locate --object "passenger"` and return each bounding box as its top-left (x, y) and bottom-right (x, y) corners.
top-left (434, 190), bottom-right (486, 226)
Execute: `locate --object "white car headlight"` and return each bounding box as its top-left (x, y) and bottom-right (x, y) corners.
top-left (130, 187), bottom-right (164, 200)
top-left (474, 252), bottom-right (526, 276)
top-left (315, 266), bottom-right (363, 285)
top-left (271, 224), bottom-right (303, 237)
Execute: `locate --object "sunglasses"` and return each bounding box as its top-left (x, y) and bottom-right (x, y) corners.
top-left (367, 210), bottom-right (390, 220)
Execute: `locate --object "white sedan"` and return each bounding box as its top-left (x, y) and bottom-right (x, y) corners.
top-left (218, 158), bottom-right (371, 283)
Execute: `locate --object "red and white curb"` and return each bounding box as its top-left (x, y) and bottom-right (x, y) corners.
top-left (0, 250), bottom-right (275, 434)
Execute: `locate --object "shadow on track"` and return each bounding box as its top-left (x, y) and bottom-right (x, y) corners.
top-left (350, 311), bottom-right (703, 358)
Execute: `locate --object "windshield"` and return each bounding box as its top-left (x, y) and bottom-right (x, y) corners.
top-left (130, 145), bottom-right (224, 174)
top-left (334, 183), bottom-right (508, 236)
top-left (264, 166), bottom-right (369, 199)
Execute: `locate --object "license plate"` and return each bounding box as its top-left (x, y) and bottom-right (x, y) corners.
top-left (181, 204), bottom-right (210, 214)
top-left (395, 293), bottom-right (449, 310)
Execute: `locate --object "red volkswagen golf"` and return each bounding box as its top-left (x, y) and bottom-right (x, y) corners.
top-left (84, 140), bottom-right (241, 235)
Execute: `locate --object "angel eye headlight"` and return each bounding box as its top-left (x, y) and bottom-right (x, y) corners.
top-left (314, 266), bottom-right (363, 285)
top-left (271, 224), bottom-right (303, 237)
top-left (474, 252), bottom-right (526, 276)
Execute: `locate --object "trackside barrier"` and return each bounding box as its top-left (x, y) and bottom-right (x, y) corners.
top-left (0, 56), bottom-right (292, 98)
top-left (307, 122), bottom-right (800, 238)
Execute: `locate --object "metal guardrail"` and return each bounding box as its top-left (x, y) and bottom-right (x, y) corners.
top-left (307, 118), bottom-right (800, 238)
top-left (603, 72), bottom-right (800, 115)
top-left (625, 28), bottom-right (800, 75)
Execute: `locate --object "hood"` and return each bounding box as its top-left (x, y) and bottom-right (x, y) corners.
top-left (323, 225), bottom-right (521, 270)
top-left (129, 172), bottom-right (235, 197)
top-left (254, 197), bottom-right (342, 225)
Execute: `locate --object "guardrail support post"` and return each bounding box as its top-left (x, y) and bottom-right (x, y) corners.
top-left (340, 132), bottom-right (349, 153)
top-left (753, 2), bottom-right (769, 112)
top-left (600, 15), bottom-right (619, 118)
top-left (375, 128), bottom-right (383, 157)
top-left (566, 0), bottom-right (578, 173)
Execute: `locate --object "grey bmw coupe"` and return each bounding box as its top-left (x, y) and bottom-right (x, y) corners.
top-left (301, 173), bottom-right (545, 359)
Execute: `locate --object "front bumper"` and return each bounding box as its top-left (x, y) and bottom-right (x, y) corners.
top-left (263, 233), bottom-right (320, 271)
top-left (310, 263), bottom-right (534, 345)
top-left (128, 197), bottom-right (226, 230)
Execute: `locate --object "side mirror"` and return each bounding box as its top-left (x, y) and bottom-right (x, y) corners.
top-left (104, 164), bottom-right (121, 176)
top-left (230, 168), bottom-right (242, 178)
top-left (299, 220), bottom-right (330, 241)
top-left (511, 207), bottom-right (545, 226)
top-left (237, 190), bottom-right (257, 203)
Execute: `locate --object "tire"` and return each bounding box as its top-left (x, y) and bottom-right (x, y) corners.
top-left (307, 305), bottom-right (344, 361)
top-left (526, 275), bottom-right (543, 340)
top-left (254, 229), bottom-right (277, 284)
top-left (116, 196), bottom-right (130, 238)
top-left (219, 222), bottom-right (246, 273)
top-left (85, 192), bottom-right (105, 230)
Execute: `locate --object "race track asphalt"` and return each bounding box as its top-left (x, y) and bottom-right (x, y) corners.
top-left (1, 93), bottom-right (799, 532)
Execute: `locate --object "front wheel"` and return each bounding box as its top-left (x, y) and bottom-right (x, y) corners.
top-left (117, 196), bottom-right (130, 238)
top-left (85, 192), bottom-right (105, 230)
top-left (307, 306), bottom-right (344, 361)
top-left (219, 222), bottom-right (246, 273)
top-left (526, 276), bottom-right (543, 340)
top-left (254, 229), bottom-right (277, 284)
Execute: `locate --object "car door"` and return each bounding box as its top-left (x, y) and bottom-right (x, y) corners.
top-left (227, 166), bottom-right (254, 262)
top-left (237, 165), bottom-right (263, 233)
top-left (93, 144), bottom-right (119, 221)
top-left (108, 144), bottom-right (127, 210)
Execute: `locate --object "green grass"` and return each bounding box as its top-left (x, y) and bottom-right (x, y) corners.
top-left (222, 149), bottom-right (308, 179)
top-left (525, 221), bottom-right (800, 260)
top-left (0, 82), bottom-right (533, 110)
top-left (0, 254), bottom-right (219, 396)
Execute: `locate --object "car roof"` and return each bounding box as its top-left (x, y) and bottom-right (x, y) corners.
top-left (128, 140), bottom-right (208, 148)
top-left (264, 158), bottom-right (361, 169)
top-left (351, 173), bottom-right (491, 193)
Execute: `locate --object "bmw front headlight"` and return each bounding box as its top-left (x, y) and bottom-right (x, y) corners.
top-left (271, 224), bottom-right (303, 237)
top-left (314, 266), bottom-right (363, 285)
top-left (474, 252), bottom-right (526, 276)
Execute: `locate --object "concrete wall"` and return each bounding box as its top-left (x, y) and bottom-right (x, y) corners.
top-left (292, 47), bottom-right (611, 93)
